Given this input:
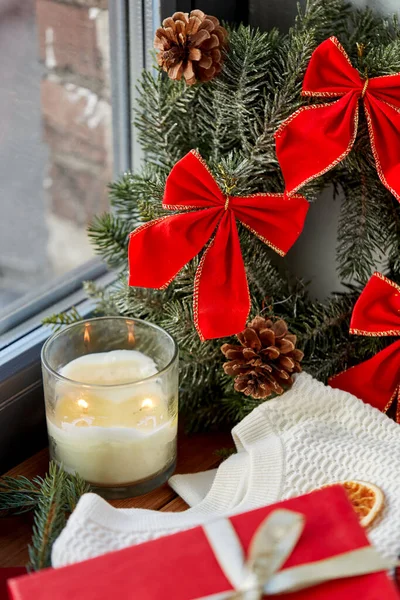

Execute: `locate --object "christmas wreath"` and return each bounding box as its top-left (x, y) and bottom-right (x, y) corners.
top-left (6, 0), bottom-right (400, 572)
top-left (53, 0), bottom-right (400, 431)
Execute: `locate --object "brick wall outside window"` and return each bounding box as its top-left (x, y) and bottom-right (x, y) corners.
top-left (36, 0), bottom-right (112, 275)
top-left (0, 0), bottom-right (113, 309)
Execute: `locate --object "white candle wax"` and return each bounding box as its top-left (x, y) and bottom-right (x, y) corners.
top-left (47, 350), bottom-right (177, 486)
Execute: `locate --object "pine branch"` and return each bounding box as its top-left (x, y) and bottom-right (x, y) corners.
top-left (0, 475), bottom-right (42, 516)
top-left (260, 29), bottom-right (314, 143)
top-left (108, 173), bottom-right (141, 223)
top-left (110, 167), bottom-right (167, 223)
top-left (63, 472), bottom-right (91, 513)
top-left (83, 280), bottom-right (120, 316)
top-left (134, 70), bottom-right (197, 169)
top-left (300, 0), bottom-right (352, 40)
top-left (1, 464), bottom-right (91, 571)
top-left (336, 166), bottom-right (386, 282)
top-left (26, 465), bottom-right (91, 572)
top-left (209, 25), bottom-right (281, 159)
top-left (345, 8), bottom-right (398, 66)
top-left (381, 191), bottom-right (400, 276)
top-left (42, 307), bottom-right (82, 332)
top-left (28, 464), bottom-right (68, 572)
top-left (88, 213), bottom-right (131, 269)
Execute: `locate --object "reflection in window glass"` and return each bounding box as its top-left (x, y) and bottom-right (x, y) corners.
top-left (0, 0), bottom-right (112, 311)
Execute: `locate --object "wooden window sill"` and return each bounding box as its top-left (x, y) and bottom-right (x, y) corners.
top-left (0, 430), bottom-right (232, 567)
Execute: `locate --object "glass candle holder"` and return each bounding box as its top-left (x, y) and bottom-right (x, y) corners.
top-left (41, 317), bottom-right (179, 499)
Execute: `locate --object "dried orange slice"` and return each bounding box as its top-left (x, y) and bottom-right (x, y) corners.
top-left (323, 480), bottom-right (384, 527)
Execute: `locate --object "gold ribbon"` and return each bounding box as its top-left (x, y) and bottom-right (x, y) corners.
top-left (361, 76), bottom-right (369, 98)
top-left (195, 510), bottom-right (396, 599)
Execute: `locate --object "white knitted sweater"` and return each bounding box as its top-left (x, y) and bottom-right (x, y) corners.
top-left (52, 373), bottom-right (400, 567)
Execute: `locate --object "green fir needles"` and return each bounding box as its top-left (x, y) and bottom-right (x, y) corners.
top-left (0, 464), bottom-right (90, 571)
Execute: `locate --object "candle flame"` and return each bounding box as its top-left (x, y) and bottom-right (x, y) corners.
top-left (83, 323), bottom-right (91, 344)
top-left (127, 321), bottom-right (135, 344)
top-left (141, 398), bottom-right (153, 409)
top-left (77, 398), bottom-right (89, 410)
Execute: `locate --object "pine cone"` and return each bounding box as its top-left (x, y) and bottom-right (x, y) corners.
top-left (154, 10), bottom-right (227, 86)
top-left (221, 317), bottom-right (304, 400)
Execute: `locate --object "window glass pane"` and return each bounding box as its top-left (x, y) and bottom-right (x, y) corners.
top-left (0, 0), bottom-right (112, 313)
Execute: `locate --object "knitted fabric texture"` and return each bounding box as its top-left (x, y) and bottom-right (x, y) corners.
top-left (52, 373), bottom-right (400, 567)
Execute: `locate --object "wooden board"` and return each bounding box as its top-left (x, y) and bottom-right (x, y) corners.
top-left (0, 431), bottom-right (232, 567)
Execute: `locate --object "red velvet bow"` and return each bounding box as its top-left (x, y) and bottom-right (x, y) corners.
top-left (275, 36), bottom-right (400, 200)
top-left (128, 150), bottom-right (309, 341)
top-left (329, 272), bottom-right (400, 422)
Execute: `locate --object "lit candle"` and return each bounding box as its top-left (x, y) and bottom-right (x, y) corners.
top-left (46, 350), bottom-right (177, 487)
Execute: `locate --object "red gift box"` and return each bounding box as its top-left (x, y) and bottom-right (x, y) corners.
top-left (8, 487), bottom-right (399, 600)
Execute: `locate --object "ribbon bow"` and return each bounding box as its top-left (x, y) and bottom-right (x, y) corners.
top-left (275, 36), bottom-right (400, 200)
top-left (128, 150), bottom-right (309, 341)
top-left (330, 272), bottom-right (400, 422)
top-left (196, 509), bottom-right (393, 599)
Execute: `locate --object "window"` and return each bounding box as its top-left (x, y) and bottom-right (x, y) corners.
top-left (0, 0), bottom-right (114, 329)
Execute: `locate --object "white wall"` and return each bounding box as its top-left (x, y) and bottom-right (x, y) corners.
top-left (285, 188), bottom-right (343, 300)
